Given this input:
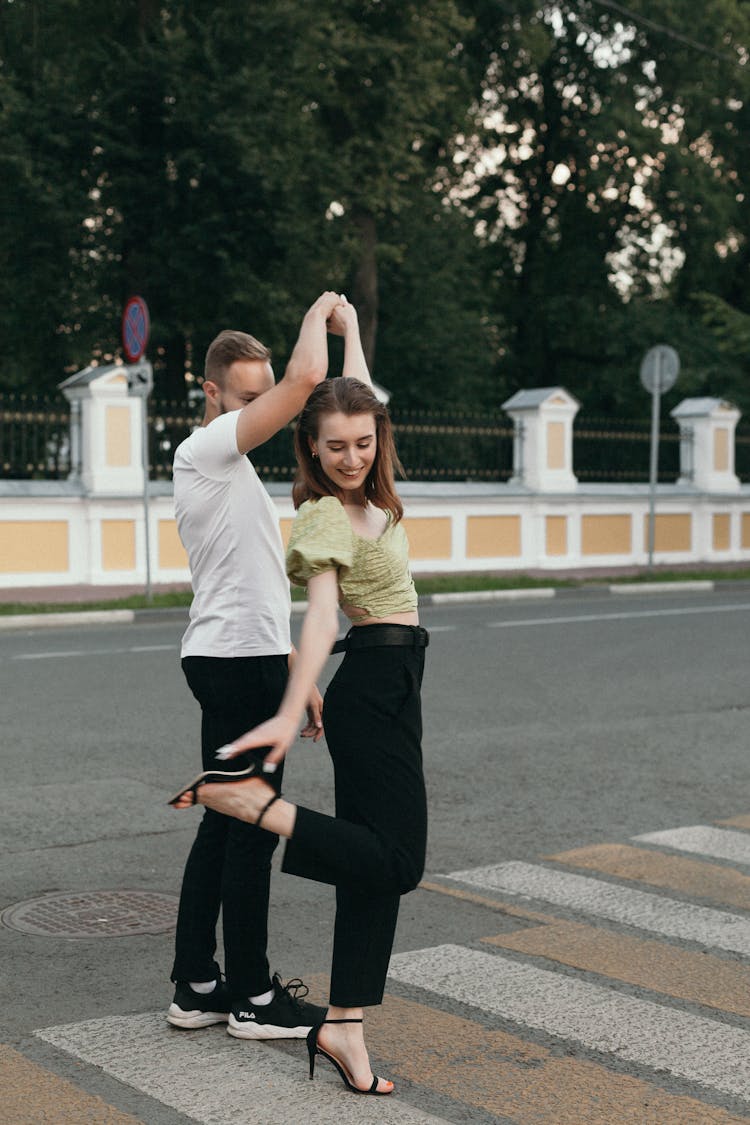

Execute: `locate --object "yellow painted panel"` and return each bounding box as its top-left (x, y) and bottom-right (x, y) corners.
top-left (101, 519), bottom-right (136, 571)
top-left (742, 513), bottom-right (750, 549)
top-left (0, 1045), bottom-right (143, 1125)
top-left (714, 427), bottom-right (729, 471)
top-left (106, 405), bottom-right (131, 467)
top-left (402, 516), bottom-right (452, 560)
top-left (546, 421), bottom-right (565, 470)
top-left (545, 515), bottom-right (567, 557)
top-left (158, 519), bottom-right (188, 569)
top-left (485, 917), bottom-right (750, 1018)
top-left (642, 513), bottom-right (691, 553)
top-left (713, 512), bottom-right (731, 551)
top-left (581, 514), bottom-right (631, 555)
top-left (550, 842), bottom-right (750, 912)
top-left (0, 520), bottom-right (69, 573)
top-left (279, 517), bottom-right (294, 548)
top-left (466, 515), bottom-right (520, 558)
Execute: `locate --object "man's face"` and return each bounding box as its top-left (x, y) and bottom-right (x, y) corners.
top-left (210, 359), bottom-right (275, 415)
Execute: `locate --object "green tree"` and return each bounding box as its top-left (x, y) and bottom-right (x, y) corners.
top-left (458, 0), bottom-right (749, 413)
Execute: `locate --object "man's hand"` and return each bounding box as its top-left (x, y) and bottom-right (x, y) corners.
top-left (300, 685), bottom-right (324, 742)
top-left (327, 295), bottom-right (358, 338)
top-left (306, 290), bottom-right (345, 326)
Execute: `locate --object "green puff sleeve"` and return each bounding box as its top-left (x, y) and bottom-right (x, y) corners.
top-left (286, 496), bottom-right (354, 587)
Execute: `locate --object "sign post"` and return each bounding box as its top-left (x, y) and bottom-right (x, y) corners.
top-left (122, 297), bottom-right (153, 601)
top-left (639, 345), bottom-right (679, 570)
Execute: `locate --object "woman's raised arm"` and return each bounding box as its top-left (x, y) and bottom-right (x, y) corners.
top-left (217, 570), bottom-right (340, 768)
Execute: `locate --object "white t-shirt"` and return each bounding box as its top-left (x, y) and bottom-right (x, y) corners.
top-left (173, 410), bottom-right (291, 658)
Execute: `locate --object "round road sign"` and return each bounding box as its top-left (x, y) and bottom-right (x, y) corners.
top-left (639, 344), bottom-right (679, 394)
top-left (122, 296), bottom-right (150, 363)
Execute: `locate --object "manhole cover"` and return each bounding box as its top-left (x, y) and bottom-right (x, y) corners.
top-left (1, 891), bottom-right (178, 938)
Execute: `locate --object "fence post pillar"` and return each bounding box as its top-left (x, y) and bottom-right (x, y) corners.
top-left (502, 387), bottom-right (580, 491)
top-left (59, 363), bottom-right (145, 496)
top-left (670, 397), bottom-right (740, 492)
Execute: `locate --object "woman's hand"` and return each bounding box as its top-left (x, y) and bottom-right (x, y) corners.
top-left (327, 295), bottom-right (358, 337)
top-left (216, 713), bottom-right (299, 769)
top-left (301, 685), bottom-right (324, 742)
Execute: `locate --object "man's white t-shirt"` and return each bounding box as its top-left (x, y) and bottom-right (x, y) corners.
top-left (173, 410), bottom-right (292, 658)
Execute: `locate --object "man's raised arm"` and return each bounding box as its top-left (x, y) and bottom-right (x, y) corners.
top-left (235, 291), bottom-right (344, 454)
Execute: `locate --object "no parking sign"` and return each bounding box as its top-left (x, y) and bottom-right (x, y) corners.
top-left (121, 296), bottom-right (150, 362)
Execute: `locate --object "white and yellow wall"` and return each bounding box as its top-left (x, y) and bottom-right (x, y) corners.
top-left (1, 374), bottom-right (748, 589)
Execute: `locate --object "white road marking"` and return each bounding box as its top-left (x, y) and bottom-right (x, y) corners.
top-left (444, 861), bottom-right (750, 954)
top-left (428, 588), bottom-right (556, 603)
top-left (13, 644), bottom-right (175, 661)
top-left (634, 825), bottom-right (750, 865)
top-left (36, 1013), bottom-right (447, 1124)
top-left (609, 581), bottom-right (714, 595)
top-left (486, 601), bottom-right (750, 629)
top-left (387, 944), bottom-right (750, 1102)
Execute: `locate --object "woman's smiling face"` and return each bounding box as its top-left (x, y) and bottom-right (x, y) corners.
top-left (312, 411), bottom-right (377, 502)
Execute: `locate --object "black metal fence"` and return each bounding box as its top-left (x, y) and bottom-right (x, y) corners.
top-left (0, 392), bottom-right (714, 486)
top-left (0, 395), bottom-right (71, 479)
top-left (573, 415), bottom-right (683, 483)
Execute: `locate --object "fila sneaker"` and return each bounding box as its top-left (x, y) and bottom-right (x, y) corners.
top-left (228, 973), bottom-right (326, 1040)
top-left (167, 977), bottom-right (231, 1029)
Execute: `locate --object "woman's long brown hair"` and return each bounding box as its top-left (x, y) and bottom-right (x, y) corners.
top-left (292, 378), bottom-right (405, 521)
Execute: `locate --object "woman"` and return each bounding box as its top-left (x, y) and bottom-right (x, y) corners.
top-left (171, 321), bottom-right (427, 1097)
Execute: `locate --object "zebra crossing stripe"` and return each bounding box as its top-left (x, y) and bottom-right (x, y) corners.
top-left (35, 1013), bottom-right (446, 1125)
top-left (546, 842), bottom-right (750, 911)
top-left (387, 944), bottom-right (750, 1102)
top-left (444, 861), bottom-right (750, 954)
top-left (633, 825), bottom-right (750, 865)
top-left (31, 981), bottom-right (750, 1125)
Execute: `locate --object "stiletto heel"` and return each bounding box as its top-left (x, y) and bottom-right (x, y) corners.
top-left (306, 1018), bottom-right (393, 1096)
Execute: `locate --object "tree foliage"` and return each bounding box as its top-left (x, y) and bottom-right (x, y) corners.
top-left (0, 0), bottom-right (748, 419)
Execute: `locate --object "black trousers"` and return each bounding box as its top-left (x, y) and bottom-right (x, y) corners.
top-left (171, 654), bottom-right (288, 999)
top-left (282, 627), bottom-right (428, 1007)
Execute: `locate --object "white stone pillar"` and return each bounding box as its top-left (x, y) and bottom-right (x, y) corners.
top-left (59, 363), bottom-right (145, 495)
top-left (502, 387), bottom-right (580, 492)
top-left (670, 397), bottom-right (741, 493)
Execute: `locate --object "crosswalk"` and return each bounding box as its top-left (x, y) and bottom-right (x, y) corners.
top-left (33, 813), bottom-right (750, 1123)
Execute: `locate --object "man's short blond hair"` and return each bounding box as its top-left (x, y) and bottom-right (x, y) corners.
top-left (204, 330), bottom-right (271, 386)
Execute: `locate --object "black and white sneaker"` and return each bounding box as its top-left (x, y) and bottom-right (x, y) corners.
top-left (167, 977), bottom-right (231, 1029)
top-left (228, 972), bottom-right (327, 1040)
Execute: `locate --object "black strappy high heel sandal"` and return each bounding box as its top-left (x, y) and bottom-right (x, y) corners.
top-left (306, 1018), bottom-right (393, 1096)
top-left (167, 761), bottom-right (266, 807)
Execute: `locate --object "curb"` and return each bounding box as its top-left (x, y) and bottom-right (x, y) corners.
top-left (0, 609), bottom-right (136, 631)
top-left (0, 579), bottom-right (728, 631)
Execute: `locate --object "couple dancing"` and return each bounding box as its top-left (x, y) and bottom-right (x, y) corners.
top-left (168, 292), bottom-right (428, 1097)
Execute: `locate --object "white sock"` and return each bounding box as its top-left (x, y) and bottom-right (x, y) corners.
top-left (250, 988), bottom-right (274, 1006)
top-left (189, 980), bottom-right (217, 995)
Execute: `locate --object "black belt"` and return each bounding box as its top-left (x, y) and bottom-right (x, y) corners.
top-left (331, 625), bottom-right (429, 655)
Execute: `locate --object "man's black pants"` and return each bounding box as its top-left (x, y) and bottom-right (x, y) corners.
top-left (171, 654), bottom-right (288, 1000)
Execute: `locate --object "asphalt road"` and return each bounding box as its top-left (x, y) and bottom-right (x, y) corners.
top-left (2, 587), bottom-right (750, 1123)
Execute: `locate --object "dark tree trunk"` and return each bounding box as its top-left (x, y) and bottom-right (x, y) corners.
top-left (350, 209), bottom-right (378, 372)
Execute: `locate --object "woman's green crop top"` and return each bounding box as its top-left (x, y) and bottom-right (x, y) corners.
top-left (286, 495), bottom-right (418, 622)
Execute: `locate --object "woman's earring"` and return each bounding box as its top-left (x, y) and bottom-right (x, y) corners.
top-left (312, 450), bottom-right (318, 460)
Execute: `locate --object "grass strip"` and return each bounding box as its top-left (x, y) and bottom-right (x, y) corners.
top-left (2, 567), bottom-right (750, 616)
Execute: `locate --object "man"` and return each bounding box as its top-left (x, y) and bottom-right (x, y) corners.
top-left (167, 292), bottom-right (345, 1039)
